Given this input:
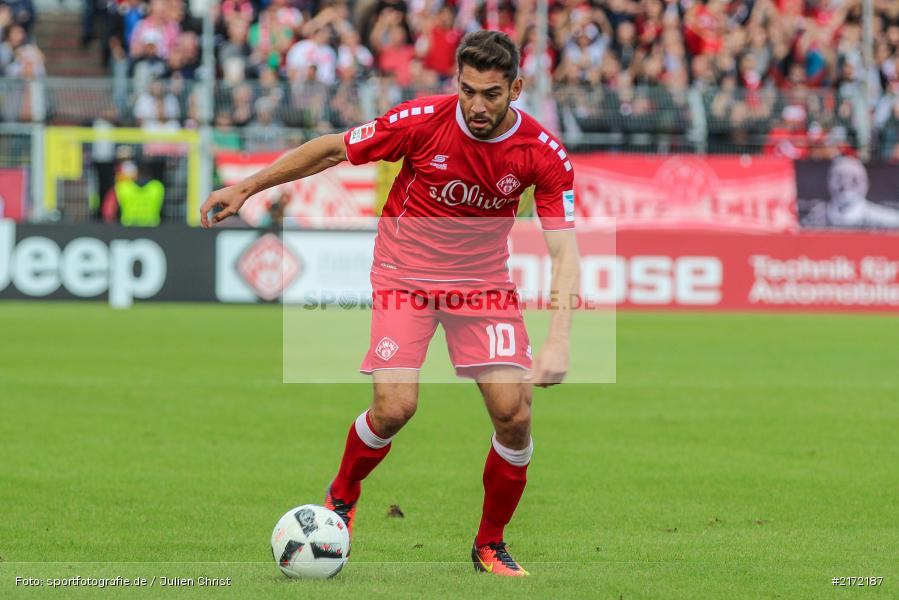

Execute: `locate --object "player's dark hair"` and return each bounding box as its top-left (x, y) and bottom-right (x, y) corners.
top-left (455, 30), bottom-right (520, 84)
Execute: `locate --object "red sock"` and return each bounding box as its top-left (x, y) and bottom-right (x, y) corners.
top-left (330, 411), bottom-right (392, 503)
top-left (475, 434), bottom-right (532, 547)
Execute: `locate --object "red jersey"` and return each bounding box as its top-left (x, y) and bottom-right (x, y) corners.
top-left (422, 27), bottom-right (463, 76)
top-left (343, 94), bottom-right (575, 281)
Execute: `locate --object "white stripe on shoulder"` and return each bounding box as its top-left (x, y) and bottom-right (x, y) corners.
top-left (388, 103), bottom-right (438, 125)
top-left (536, 130), bottom-right (572, 171)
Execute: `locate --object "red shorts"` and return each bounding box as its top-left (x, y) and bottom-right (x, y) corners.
top-left (360, 271), bottom-right (532, 378)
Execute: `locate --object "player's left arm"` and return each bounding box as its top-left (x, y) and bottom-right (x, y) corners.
top-left (527, 229), bottom-right (580, 387)
top-left (526, 136), bottom-right (580, 387)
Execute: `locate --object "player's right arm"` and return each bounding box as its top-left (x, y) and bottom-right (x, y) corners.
top-left (199, 133), bottom-right (348, 228)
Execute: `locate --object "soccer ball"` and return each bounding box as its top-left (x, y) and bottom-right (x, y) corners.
top-left (271, 504), bottom-right (350, 579)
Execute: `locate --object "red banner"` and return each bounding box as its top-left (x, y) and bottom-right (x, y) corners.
top-left (509, 225), bottom-right (899, 312)
top-left (215, 151), bottom-right (376, 227)
top-left (0, 168), bottom-right (27, 222)
top-left (570, 154), bottom-right (798, 233)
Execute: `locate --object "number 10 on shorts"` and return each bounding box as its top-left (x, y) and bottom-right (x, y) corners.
top-left (485, 323), bottom-right (516, 358)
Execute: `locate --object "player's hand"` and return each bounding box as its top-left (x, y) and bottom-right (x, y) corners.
top-left (200, 185), bottom-right (248, 228)
top-left (525, 339), bottom-right (569, 387)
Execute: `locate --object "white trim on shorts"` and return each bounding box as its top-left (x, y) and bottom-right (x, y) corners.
top-left (453, 362), bottom-right (528, 370)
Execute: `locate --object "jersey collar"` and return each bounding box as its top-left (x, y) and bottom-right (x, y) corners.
top-left (455, 101), bottom-right (521, 143)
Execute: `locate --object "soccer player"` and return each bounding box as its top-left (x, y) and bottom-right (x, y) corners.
top-left (200, 30), bottom-right (580, 577)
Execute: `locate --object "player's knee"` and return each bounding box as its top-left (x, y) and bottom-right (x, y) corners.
top-left (491, 401), bottom-right (531, 434)
top-left (493, 406), bottom-right (531, 450)
top-left (383, 402), bottom-right (417, 425)
top-left (519, 384), bottom-right (533, 407)
top-left (370, 396), bottom-right (417, 435)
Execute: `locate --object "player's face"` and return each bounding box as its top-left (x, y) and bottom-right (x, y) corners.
top-left (458, 66), bottom-right (523, 139)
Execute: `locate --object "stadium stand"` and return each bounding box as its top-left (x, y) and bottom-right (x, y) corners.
top-left (2, 0), bottom-right (899, 157)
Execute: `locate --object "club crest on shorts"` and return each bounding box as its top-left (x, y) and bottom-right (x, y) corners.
top-left (496, 174), bottom-right (521, 196)
top-left (349, 121), bottom-right (376, 144)
top-left (375, 337), bottom-right (400, 361)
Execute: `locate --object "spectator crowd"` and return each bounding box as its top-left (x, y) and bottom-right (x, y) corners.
top-left (0, 0), bottom-right (44, 79)
top-left (6, 0), bottom-right (899, 158)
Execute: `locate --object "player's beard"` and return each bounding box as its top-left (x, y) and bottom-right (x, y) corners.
top-left (467, 103), bottom-right (510, 139)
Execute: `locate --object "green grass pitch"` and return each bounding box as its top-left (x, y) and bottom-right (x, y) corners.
top-left (0, 302), bottom-right (896, 599)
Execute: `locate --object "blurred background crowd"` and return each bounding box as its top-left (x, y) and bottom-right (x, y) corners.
top-left (3, 0), bottom-right (899, 156)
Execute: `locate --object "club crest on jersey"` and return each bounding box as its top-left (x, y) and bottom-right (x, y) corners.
top-left (349, 121), bottom-right (376, 144)
top-left (496, 174), bottom-right (521, 196)
top-left (375, 337), bottom-right (400, 361)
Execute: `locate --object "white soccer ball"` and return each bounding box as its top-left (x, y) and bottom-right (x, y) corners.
top-left (271, 504), bottom-right (350, 579)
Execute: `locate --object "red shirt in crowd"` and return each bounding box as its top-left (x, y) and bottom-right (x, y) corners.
top-left (379, 45), bottom-right (416, 86)
top-left (423, 26), bottom-right (463, 76)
